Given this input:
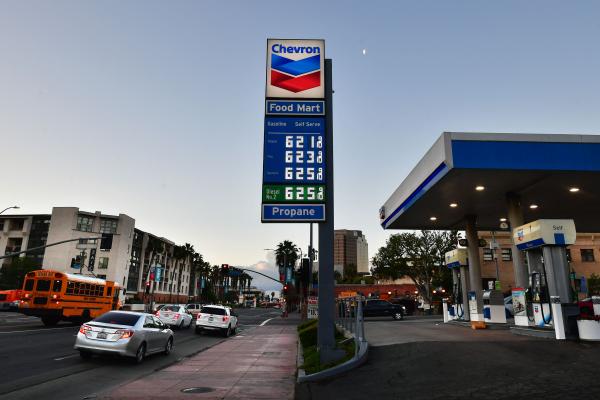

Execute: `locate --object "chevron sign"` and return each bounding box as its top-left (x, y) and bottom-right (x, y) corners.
top-left (266, 39), bottom-right (325, 98)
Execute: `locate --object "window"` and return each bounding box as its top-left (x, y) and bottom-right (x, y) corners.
top-left (96, 274), bottom-right (106, 280)
top-left (501, 248), bottom-right (512, 261)
top-left (143, 316), bottom-right (155, 328)
top-left (98, 257), bottom-right (109, 269)
top-left (0, 220), bottom-right (4, 231)
top-left (36, 280), bottom-right (51, 292)
top-left (100, 219), bottom-right (118, 234)
top-left (483, 248), bottom-right (494, 261)
top-left (95, 312), bottom-right (140, 326)
top-left (24, 279), bottom-right (34, 291)
top-left (9, 219), bottom-right (24, 231)
top-left (76, 215), bottom-right (93, 232)
top-left (581, 249), bottom-right (595, 262)
top-left (200, 306), bottom-right (226, 315)
top-left (106, 287), bottom-right (112, 296)
top-left (52, 280), bottom-right (62, 292)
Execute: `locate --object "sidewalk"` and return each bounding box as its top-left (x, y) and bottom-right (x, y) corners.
top-left (102, 321), bottom-right (298, 400)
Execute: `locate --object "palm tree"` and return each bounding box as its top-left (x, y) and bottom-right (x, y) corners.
top-left (275, 240), bottom-right (300, 278)
top-left (171, 245), bottom-right (187, 302)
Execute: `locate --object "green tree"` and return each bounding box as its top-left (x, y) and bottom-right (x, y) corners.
top-left (275, 240), bottom-right (299, 272)
top-left (372, 230), bottom-right (458, 304)
top-left (0, 257), bottom-right (39, 290)
top-left (588, 273), bottom-right (600, 296)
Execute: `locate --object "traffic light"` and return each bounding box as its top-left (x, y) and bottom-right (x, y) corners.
top-left (283, 284), bottom-right (289, 295)
top-left (221, 264), bottom-right (230, 275)
top-left (70, 256), bottom-right (82, 269)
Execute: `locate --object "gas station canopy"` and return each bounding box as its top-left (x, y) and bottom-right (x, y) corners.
top-left (380, 132), bottom-right (600, 232)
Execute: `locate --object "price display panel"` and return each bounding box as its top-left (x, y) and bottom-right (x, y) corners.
top-left (263, 117), bottom-right (325, 184)
top-left (263, 185), bottom-right (325, 203)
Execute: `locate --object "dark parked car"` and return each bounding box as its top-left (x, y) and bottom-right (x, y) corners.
top-left (363, 299), bottom-right (404, 320)
top-left (389, 297), bottom-right (416, 316)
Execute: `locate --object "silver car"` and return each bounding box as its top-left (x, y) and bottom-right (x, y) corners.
top-left (74, 311), bottom-right (174, 363)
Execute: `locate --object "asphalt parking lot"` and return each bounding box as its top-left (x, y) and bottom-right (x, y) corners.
top-left (298, 316), bottom-right (600, 400)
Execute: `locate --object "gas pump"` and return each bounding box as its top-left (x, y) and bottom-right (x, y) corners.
top-left (444, 249), bottom-right (468, 322)
top-left (512, 219), bottom-right (579, 340)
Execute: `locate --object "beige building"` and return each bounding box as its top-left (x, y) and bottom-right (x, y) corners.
top-left (0, 214), bottom-right (51, 267)
top-left (334, 230), bottom-right (369, 277)
top-left (1, 207), bottom-right (193, 304)
top-left (477, 231), bottom-right (600, 295)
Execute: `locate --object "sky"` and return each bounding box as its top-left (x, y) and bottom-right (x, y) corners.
top-left (2, 1), bottom-right (600, 290)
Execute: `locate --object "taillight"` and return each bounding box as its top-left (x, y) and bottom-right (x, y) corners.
top-left (24, 293), bottom-right (30, 298)
top-left (174, 314), bottom-right (180, 319)
top-left (155, 312), bottom-right (159, 316)
top-left (116, 329), bottom-right (134, 339)
top-left (79, 324), bottom-right (91, 334)
top-left (223, 316), bottom-right (229, 322)
top-left (197, 313), bottom-right (202, 319)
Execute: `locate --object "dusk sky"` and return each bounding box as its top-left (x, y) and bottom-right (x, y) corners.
top-left (2, 1), bottom-right (600, 289)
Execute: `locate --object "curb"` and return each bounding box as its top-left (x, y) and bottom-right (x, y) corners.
top-left (297, 339), bottom-right (368, 383)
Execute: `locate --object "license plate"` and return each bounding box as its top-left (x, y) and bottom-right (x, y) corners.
top-left (97, 332), bottom-right (108, 339)
top-left (208, 317), bottom-right (214, 321)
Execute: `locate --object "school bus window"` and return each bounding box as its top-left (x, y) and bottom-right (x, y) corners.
top-left (36, 280), bottom-right (51, 292)
top-left (107, 287), bottom-right (112, 296)
top-left (24, 279), bottom-right (34, 291)
top-left (52, 280), bottom-right (62, 292)
top-left (66, 281), bottom-right (74, 295)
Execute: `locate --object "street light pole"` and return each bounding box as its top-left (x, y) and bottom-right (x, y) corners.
top-left (0, 206), bottom-right (19, 215)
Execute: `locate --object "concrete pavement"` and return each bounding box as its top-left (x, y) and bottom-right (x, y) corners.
top-left (297, 316), bottom-right (600, 400)
top-left (102, 314), bottom-right (299, 400)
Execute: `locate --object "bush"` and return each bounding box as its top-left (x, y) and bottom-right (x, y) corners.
top-left (298, 320), bottom-right (318, 348)
top-left (297, 319), bottom-right (318, 331)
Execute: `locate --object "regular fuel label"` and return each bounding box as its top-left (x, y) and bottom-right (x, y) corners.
top-left (263, 117), bottom-right (325, 184)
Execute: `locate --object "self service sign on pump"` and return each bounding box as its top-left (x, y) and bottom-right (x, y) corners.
top-left (262, 39), bottom-right (326, 223)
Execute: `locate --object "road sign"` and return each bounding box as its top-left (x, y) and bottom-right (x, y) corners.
top-left (308, 296), bottom-right (318, 319)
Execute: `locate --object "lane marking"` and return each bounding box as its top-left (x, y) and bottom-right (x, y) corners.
top-left (0, 326), bottom-right (75, 334)
top-left (260, 318), bottom-right (275, 326)
top-left (54, 354), bottom-right (79, 361)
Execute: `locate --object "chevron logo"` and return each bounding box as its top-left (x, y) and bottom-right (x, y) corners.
top-left (270, 54), bottom-right (321, 93)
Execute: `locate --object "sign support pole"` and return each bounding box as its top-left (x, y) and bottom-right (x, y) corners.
top-left (318, 59), bottom-right (342, 363)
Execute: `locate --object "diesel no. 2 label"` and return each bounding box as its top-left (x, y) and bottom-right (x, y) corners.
top-left (263, 185), bottom-right (325, 203)
top-left (263, 117), bottom-right (325, 184)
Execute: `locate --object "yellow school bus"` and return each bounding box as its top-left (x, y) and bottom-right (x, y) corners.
top-left (19, 269), bottom-right (122, 326)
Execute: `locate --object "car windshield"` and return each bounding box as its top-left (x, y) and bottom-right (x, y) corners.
top-left (93, 312), bottom-right (140, 326)
top-left (201, 307), bottom-right (226, 315)
top-left (161, 305), bottom-right (181, 312)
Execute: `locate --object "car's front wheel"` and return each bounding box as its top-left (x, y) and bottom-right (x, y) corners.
top-left (393, 312), bottom-right (403, 320)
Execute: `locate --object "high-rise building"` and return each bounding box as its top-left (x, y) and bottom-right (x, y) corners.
top-left (334, 230), bottom-right (369, 277)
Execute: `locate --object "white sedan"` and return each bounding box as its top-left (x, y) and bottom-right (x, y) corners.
top-left (156, 305), bottom-right (193, 329)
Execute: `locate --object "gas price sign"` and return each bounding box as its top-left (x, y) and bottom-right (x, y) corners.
top-left (263, 117), bottom-right (325, 184)
top-left (261, 39), bottom-right (326, 223)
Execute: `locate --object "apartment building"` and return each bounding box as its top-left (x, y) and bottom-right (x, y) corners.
top-left (0, 214), bottom-right (51, 267)
top-left (0, 207), bottom-right (192, 303)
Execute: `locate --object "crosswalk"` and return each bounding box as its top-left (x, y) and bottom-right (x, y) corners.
top-left (0, 312), bottom-right (40, 325)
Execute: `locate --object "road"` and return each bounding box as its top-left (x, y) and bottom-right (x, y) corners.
top-left (0, 308), bottom-right (283, 400)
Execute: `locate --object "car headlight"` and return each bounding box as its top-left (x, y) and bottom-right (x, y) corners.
top-left (402, 306), bottom-right (406, 310)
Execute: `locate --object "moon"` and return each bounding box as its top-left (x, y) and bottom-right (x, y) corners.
top-left (362, 48), bottom-right (367, 55)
